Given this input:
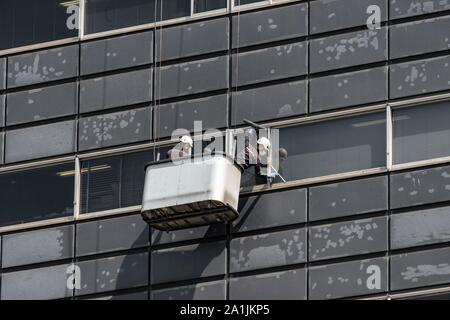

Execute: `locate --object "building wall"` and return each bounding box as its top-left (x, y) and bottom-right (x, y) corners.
top-left (1, 0), bottom-right (450, 300)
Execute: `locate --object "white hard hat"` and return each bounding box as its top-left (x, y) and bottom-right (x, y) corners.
top-left (257, 137), bottom-right (271, 151)
top-left (179, 135), bottom-right (193, 148)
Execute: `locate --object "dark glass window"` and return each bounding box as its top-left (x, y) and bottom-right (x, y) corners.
top-left (194, 0), bottom-right (227, 13)
top-left (0, 163), bottom-right (74, 227)
top-left (81, 150), bottom-right (156, 213)
top-left (160, 0), bottom-right (191, 20)
top-left (85, 0), bottom-right (157, 34)
top-left (278, 112), bottom-right (386, 181)
top-left (393, 101), bottom-right (450, 164)
top-left (0, 0), bottom-right (79, 51)
top-left (85, 0), bottom-right (192, 34)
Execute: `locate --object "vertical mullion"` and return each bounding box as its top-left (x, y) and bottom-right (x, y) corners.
top-left (74, 156), bottom-right (81, 219)
top-left (386, 104), bottom-right (393, 171)
top-left (79, 0), bottom-right (86, 39)
top-left (190, 0), bottom-right (195, 16)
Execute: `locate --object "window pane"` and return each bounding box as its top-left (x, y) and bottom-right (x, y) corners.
top-left (85, 0), bottom-right (157, 34)
top-left (160, 0), bottom-right (191, 20)
top-left (309, 257), bottom-right (388, 300)
top-left (278, 112), bottom-right (387, 181)
top-left (393, 101), bottom-right (450, 164)
top-left (78, 107), bottom-right (152, 151)
top-left (0, 163), bottom-right (75, 227)
top-left (85, 0), bottom-right (192, 34)
top-left (152, 280), bottom-right (226, 300)
top-left (0, 0), bottom-right (79, 51)
top-left (391, 247), bottom-right (450, 291)
top-left (5, 120), bottom-right (77, 163)
top-left (7, 82), bottom-right (78, 126)
top-left (155, 18), bottom-right (229, 62)
top-left (310, 0), bottom-right (387, 34)
top-left (232, 3), bottom-right (308, 48)
top-left (81, 150), bottom-right (154, 213)
top-left (194, 0), bottom-right (226, 13)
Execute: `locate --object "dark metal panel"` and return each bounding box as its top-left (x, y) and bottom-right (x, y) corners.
top-left (154, 94), bottom-right (228, 139)
top-left (7, 82), bottom-right (78, 126)
top-left (232, 3), bottom-right (308, 48)
top-left (391, 247), bottom-right (450, 291)
top-left (7, 45), bottom-right (79, 88)
top-left (390, 165), bottom-right (450, 209)
top-left (230, 228), bottom-right (306, 273)
top-left (2, 225), bottom-right (74, 268)
top-left (156, 18), bottom-right (229, 61)
top-left (152, 224), bottom-right (226, 246)
top-left (80, 68), bottom-right (153, 114)
top-left (229, 268), bottom-right (307, 300)
top-left (309, 257), bottom-right (388, 299)
top-left (390, 16), bottom-right (450, 59)
top-left (309, 217), bottom-right (388, 262)
top-left (310, 67), bottom-right (388, 113)
top-left (79, 107), bottom-right (152, 151)
top-left (155, 56), bottom-right (228, 99)
top-left (279, 112), bottom-right (387, 181)
top-left (5, 120), bottom-right (76, 163)
top-left (310, 28), bottom-right (388, 73)
top-left (390, 0), bottom-right (450, 19)
top-left (151, 280), bottom-right (226, 300)
top-left (233, 189), bottom-right (307, 233)
top-left (393, 101), bottom-right (450, 165)
top-left (151, 241), bottom-right (226, 284)
top-left (310, 0), bottom-right (388, 34)
top-left (1, 264), bottom-right (73, 300)
top-left (390, 55), bottom-right (450, 99)
top-left (391, 206), bottom-right (450, 250)
top-left (232, 42), bottom-right (307, 87)
top-left (76, 214), bottom-right (149, 257)
top-left (76, 253), bottom-right (149, 296)
top-left (231, 80), bottom-right (307, 125)
top-left (81, 31), bottom-right (153, 75)
top-left (309, 176), bottom-right (388, 221)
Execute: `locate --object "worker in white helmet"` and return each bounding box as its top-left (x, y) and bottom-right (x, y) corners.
top-left (257, 137), bottom-right (271, 156)
top-left (167, 135), bottom-right (193, 161)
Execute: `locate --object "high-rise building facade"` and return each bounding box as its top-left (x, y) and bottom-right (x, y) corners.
top-left (0, 0), bottom-right (450, 300)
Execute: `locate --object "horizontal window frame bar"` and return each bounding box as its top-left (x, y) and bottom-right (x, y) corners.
top-left (240, 167), bottom-right (388, 195)
top-left (388, 286), bottom-right (450, 300)
top-left (77, 205), bottom-right (142, 222)
top-left (0, 37), bottom-right (80, 58)
top-left (0, 216), bottom-right (74, 234)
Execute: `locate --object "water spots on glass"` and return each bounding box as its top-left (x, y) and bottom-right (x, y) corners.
top-left (79, 107), bottom-right (151, 151)
top-left (391, 164), bottom-right (450, 209)
top-left (230, 229), bottom-right (307, 273)
top-left (7, 45), bottom-right (78, 88)
top-left (311, 28), bottom-right (387, 73)
top-left (391, 55), bottom-right (450, 99)
top-left (309, 217), bottom-right (388, 261)
top-left (391, 0), bottom-right (450, 19)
